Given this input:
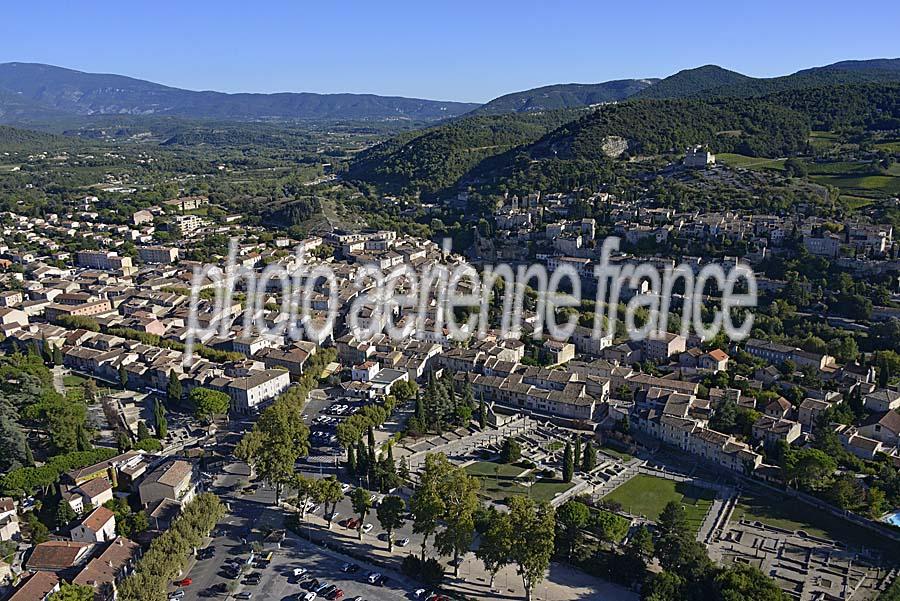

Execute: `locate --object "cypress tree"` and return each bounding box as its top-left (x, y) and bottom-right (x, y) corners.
top-left (563, 441), bottom-right (574, 483)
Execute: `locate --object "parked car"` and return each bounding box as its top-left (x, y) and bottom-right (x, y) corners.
top-left (175, 579), bottom-right (192, 587)
top-left (293, 567), bottom-right (308, 577)
top-left (361, 523), bottom-right (373, 534)
top-left (168, 591), bottom-right (185, 601)
top-left (326, 589), bottom-right (343, 600)
top-left (397, 537), bottom-right (410, 547)
top-left (366, 572), bottom-right (382, 585)
top-left (302, 593), bottom-right (317, 601)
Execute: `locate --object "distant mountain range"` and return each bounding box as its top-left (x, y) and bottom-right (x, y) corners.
top-left (0, 62), bottom-right (480, 124)
top-left (0, 58), bottom-right (898, 129)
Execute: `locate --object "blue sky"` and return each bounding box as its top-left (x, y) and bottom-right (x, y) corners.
top-left (2, 1), bottom-right (898, 103)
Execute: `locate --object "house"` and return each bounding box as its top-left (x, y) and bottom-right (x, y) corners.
top-left (351, 360), bottom-right (380, 382)
top-left (858, 410), bottom-right (900, 446)
top-left (74, 477), bottom-right (114, 509)
top-left (71, 506), bottom-right (117, 544)
top-left (0, 307), bottom-right (28, 327)
top-left (219, 369), bottom-right (292, 414)
top-left (72, 537), bottom-right (141, 601)
top-left (863, 389), bottom-right (900, 413)
top-left (684, 146), bottom-right (715, 168)
top-left (752, 416), bottom-right (802, 447)
top-left (132, 210), bottom-right (153, 226)
top-left (138, 460), bottom-right (196, 507)
top-left (798, 398), bottom-right (831, 430)
top-left (642, 333), bottom-right (686, 363)
top-left (763, 397), bottom-right (793, 420)
top-left (26, 540), bottom-right (94, 572)
top-left (699, 349), bottom-right (729, 372)
top-left (0, 497), bottom-right (19, 542)
top-left (7, 572), bottom-right (60, 601)
top-left (542, 340), bottom-right (575, 365)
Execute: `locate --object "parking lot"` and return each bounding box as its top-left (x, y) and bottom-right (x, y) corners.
top-left (178, 484), bottom-right (414, 601)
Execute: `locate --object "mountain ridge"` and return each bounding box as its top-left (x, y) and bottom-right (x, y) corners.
top-left (0, 62), bottom-right (480, 123)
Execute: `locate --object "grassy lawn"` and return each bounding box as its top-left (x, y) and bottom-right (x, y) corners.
top-left (603, 474), bottom-right (714, 535)
top-left (475, 476), bottom-right (573, 503)
top-left (63, 374), bottom-right (87, 386)
top-left (717, 153), bottom-right (786, 171)
top-left (465, 461), bottom-right (573, 503)
top-left (732, 489), bottom-right (896, 554)
top-left (598, 444), bottom-right (632, 462)
top-left (840, 195), bottom-right (876, 209)
top-left (811, 174), bottom-right (900, 198)
top-left (465, 461), bottom-right (528, 478)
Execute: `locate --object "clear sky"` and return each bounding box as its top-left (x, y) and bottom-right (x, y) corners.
top-left (2, 1), bottom-right (898, 103)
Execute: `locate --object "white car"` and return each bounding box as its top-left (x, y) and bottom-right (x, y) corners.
top-left (168, 592), bottom-right (185, 601)
top-left (367, 572), bottom-right (382, 584)
top-left (340, 483), bottom-right (351, 493)
top-left (361, 523), bottom-right (374, 534)
top-left (303, 593), bottom-right (317, 601)
top-left (293, 567), bottom-right (308, 577)
top-left (397, 537), bottom-right (410, 547)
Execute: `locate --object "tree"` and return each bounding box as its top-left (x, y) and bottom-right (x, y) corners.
top-left (573, 437), bottom-right (582, 469)
top-left (347, 443), bottom-right (358, 475)
top-left (434, 464), bottom-right (480, 577)
top-left (153, 399), bottom-right (167, 438)
top-left (581, 441), bottom-right (596, 472)
top-left (376, 495), bottom-right (406, 551)
top-left (410, 453), bottom-right (450, 561)
top-left (235, 391), bottom-right (310, 504)
top-left (189, 387), bottom-right (231, 422)
top-left (314, 476), bottom-right (343, 529)
top-left (292, 474), bottom-right (321, 520)
top-left (554, 500), bottom-right (589, 560)
top-left (137, 421), bottom-right (150, 441)
top-left (118, 365), bottom-right (128, 389)
top-left (500, 437), bottom-right (522, 463)
top-left (351, 487), bottom-right (372, 540)
top-left (562, 441), bottom-right (574, 483)
top-left (82, 379), bottom-right (98, 403)
top-left (478, 395), bottom-right (488, 428)
top-left (626, 524), bottom-right (654, 564)
top-left (476, 509), bottom-right (512, 589)
top-left (166, 371), bottom-right (182, 403)
top-left (715, 563), bottom-right (788, 600)
top-left (508, 497), bottom-right (555, 601)
top-left (50, 584), bottom-right (95, 601)
top-left (56, 500), bottom-right (76, 529)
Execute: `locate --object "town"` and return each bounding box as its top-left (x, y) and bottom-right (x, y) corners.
top-left (2, 15), bottom-right (900, 601)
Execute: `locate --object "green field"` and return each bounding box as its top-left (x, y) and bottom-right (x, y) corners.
top-left (465, 461), bottom-right (528, 478)
top-left (598, 444), bottom-right (633, 462)
top-left (811, 174), bottom-right (900, 198)
top-left (732, 489), bottom-right (897, 554)
top-left (63, 374), bottom-right (87, 386)
top-left (717, 153), bottom-right (786, 171)
top-left (465, 461), bottom-right (573, 503)
top-left (603, 474), bottom-right (714, 535)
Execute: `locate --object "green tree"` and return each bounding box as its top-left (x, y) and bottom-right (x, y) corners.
top-left (314, 476), bottom-right (343, 529)
top-left (554, 500), bottom-right (589, 560)
top-left (137, 421), bottom-right (150, 441)
top-left (118, 365), bottom-right (128, 389)
top-left (235, 390), bottom-right (310, 504)
top-left (153, 399), bottom-right (167, 438)
top-left (508, 497), bottom-right (555, 601)
top-left (189, 387), bottom-right (231, 422)
top-left (56, 500), bottom-right (76, 529)
top-left (376, 494), bottom-right (406, 551)
top-left (434, 464), bottom-right (480, 577)
top-left (500, 437), bottom-right (522, 463)
top-left (562, 441), bottom-right (574, 483)
top-left (50, 584), bottom-right (95, 601)
top-left (166, 371), bottom-right (182, 403)
top-left (476, 509), bottom-right (512, 589)
top-left (292, 474), bottom-right (321, 520)
top-left (581, 441), bottom-right (596, 472)
top-left (351, 487), bottom-right (372, 540)
top-left (410, 453), bottom-right (450, 561)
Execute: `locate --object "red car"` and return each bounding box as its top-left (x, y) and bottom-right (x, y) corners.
top-left (327, 590), bottom-right (344, 600)
top-left (175, 578), bottom-right (192, 587)
top-left (346, 518), bottom-right (360, 529)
